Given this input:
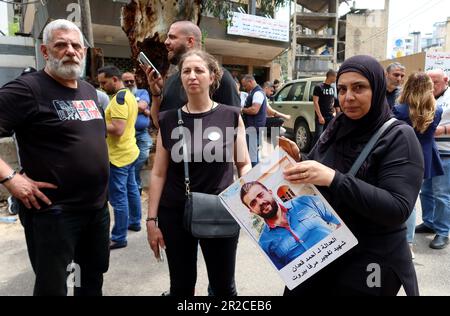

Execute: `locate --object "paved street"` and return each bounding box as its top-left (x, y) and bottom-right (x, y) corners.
top-left (0, 198), bottom-right (449, 296)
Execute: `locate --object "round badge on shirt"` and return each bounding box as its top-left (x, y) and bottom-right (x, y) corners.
top-left (208, 131), bottom-right (221, 141)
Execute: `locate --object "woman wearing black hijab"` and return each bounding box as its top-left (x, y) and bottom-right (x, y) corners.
top-left (280, 55), bottom-right (424, 296)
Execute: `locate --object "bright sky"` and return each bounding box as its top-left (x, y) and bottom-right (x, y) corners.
top-left (276, 0), bottom-right (450, 58)
top-left (341, 0), bottom-right (450, 58)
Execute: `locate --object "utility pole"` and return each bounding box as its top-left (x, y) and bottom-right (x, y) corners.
top-left (78, 0), bottom-right (94, 47)
top-left (248, 0), bottom-right (256, 15)
top-left (78, 0), bottom-right (96, 80)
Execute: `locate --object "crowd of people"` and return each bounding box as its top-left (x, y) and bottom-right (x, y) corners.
top-left (0, 18), bottom-right (449, 297)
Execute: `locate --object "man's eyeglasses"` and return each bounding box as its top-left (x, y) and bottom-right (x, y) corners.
top-left (124, 80), bottom-right (135, 84)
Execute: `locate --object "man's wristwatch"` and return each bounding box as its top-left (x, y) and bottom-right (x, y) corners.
top-left (0, 170), bottom-right (16, 184)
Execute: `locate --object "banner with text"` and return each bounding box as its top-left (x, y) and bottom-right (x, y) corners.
top-left (227, 12), bottom-right (289, 42)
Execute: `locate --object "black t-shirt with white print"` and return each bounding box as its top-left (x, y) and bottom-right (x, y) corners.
top-left (0, 70), bottom-right (109, 211)
top-left (313, 83), bottom-right (335, 119)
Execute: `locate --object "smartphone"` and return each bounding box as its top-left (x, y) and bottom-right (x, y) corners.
top-left (157, 246), bottom-right (166, 263)
top-left (138, 52), bottom-right (161, 79)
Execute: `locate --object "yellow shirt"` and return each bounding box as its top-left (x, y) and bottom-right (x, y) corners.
top-left (105, 88), bottom-right (139, 167)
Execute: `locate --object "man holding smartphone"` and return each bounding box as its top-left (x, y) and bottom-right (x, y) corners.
top-left (144, 20), bottom-right (240, 128)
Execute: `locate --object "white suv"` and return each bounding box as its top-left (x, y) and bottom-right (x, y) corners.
top-left (270, 76), bottom-right (325, 152)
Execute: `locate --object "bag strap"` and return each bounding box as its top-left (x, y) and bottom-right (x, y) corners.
top-left (177, 109), bottom-right (191, 195)
top-left (349, 118), bottom-right (397, 176)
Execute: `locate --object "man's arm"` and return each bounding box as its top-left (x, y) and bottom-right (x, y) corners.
top-left (242, 90), bottom-right (265, 115)
top-left (242, 102), bottom-right (262, 115)
top-left (136, 90), bottom-right (150, 115)
top-left (0, 78), bottom-right (57, 209)
top-left (107, 91), bottom-right (130, 137)
top-left (267, 103), bottom-right (291, 120)
top-left (137, 101), bottom-right (148, 112)
top-left (310, 195), bottom-right (340, 226)
top-left (313, 95), bottom-right (325, 124)
top-left (107, 119), bottom-right (126, 137)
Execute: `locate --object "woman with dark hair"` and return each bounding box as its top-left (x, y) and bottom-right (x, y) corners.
top-left (279, 55), bottom-right (424, 296)
top-left (146, 50), bottom-right (251, 296)
top-left (393, 72), bottom-right (443, 258)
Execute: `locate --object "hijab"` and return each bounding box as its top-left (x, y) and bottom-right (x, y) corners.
top-left (314, 55), bottom-right (393, 171)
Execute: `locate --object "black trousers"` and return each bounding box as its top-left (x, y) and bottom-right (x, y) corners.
top-left (18, 204), bottom-right (110, 296)
top-left (158, 205), bottom-right (239, 296)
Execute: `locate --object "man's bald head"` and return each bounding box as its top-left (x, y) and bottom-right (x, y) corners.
top-left (165, 20), bottom-right (202, 64)
top-left (171, 21), bottom-right (202, 49)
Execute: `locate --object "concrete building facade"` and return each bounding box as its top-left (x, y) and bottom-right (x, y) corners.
top-left (20, 0), bottom-right (289, 84)
top-left (342, 6), bottom-right (389, 62)
top-left (293, 0), bottom-right (342, 78)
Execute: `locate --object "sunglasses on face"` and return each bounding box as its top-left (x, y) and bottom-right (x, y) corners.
top-left (124, 80), bottom-right (135, 84)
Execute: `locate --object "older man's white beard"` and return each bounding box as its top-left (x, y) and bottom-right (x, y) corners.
top-left (47, 54), bottom-right (85, 80)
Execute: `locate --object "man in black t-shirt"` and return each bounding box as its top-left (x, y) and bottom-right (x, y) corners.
top-left (313, 69), bottom-right (337, 143)
top-left (144, 20), bottom-right (240, 129)
top-left (0, 19), bottom-right (109, 296)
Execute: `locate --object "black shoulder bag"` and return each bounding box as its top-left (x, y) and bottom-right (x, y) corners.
top-left (349, 118), bottom-right (397, 175)
top-left (177, 109), bottom-right (240, 239)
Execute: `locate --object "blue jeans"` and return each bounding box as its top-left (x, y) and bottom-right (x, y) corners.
top-left (420, 156), bottom-right (450, 237)
top-left (109, 160), bottom-right (142, 243)
top-left (135, 129), bottom-right (152, 190)
top-left (406, 206), bottom-right (417, 244)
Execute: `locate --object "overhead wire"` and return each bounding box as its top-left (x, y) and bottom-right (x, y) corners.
top-left (359, 0), bottom-right (445, 45)
top-left (335, 0), bottom-right (446, 55)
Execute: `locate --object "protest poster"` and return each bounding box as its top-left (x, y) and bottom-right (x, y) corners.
top-left (219, 148), bottom-right (358, 290)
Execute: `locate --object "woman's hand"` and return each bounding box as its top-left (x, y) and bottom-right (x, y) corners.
top-left (283, 160), bottom-right (336, 187)
top-left (146, 221), bottom-right (166, 260)
top-left (278, 136), bottom-right (301, 162)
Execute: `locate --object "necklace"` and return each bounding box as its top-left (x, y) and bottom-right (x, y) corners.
top-left (185, 100), bottom-right (215, 114)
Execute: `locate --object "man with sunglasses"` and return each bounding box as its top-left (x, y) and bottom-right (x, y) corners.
top-left (122, 72), bottom-right (152, 195)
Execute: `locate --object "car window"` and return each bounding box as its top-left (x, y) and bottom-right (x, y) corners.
top-left (292, 82), bottom-right (306, 101)
top-left (309, 81), bottom-right (323, 101)
top-left (275, 84), bottom-right (293, 102)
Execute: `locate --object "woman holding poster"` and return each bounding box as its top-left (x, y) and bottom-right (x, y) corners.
top-left (280, 55), bottom-right (424, 296)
